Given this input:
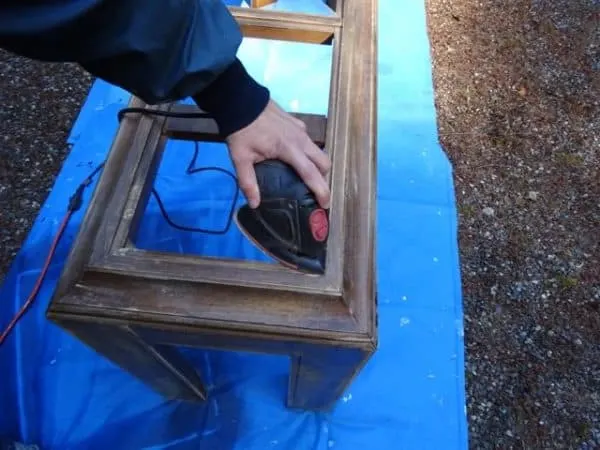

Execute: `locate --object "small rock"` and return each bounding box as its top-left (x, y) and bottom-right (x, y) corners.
top-left (506, 430), bottom-right (514, 438)
top-left (528, 191), bottom-right (539, 200)
top-left (482, 207), bottom-right (495, 217)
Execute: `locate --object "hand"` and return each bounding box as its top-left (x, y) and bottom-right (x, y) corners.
top-left (225, 99), bottom-right (331, 209)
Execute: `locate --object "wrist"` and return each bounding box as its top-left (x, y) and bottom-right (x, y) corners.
top-left (192, 58), bottom-right (270, 137)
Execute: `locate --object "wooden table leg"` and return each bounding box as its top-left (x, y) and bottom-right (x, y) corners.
top-left (56, 320), bottom-right (207, 402)
top-left (287, 345), bottom-right (373, 411)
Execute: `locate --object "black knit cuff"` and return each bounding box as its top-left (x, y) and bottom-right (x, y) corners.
top-left (192, 58), bottom-right (270, 137)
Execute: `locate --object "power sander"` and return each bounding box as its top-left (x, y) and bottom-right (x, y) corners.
top-left (234, 159), bottom-right (329, 275)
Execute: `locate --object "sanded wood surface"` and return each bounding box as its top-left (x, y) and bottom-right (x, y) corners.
top-left (335, 0), bottom-right (379, 333)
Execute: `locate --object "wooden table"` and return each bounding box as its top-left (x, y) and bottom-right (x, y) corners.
top-left (47, 0), bottom-right (378, 411)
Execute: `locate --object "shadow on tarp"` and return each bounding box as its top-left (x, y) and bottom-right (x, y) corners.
top-left (56, 346), bottom-right (255, 450)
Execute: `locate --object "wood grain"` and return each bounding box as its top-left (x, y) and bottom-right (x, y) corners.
top-left (229, 7), bottom-right (340, 44)
top-left (96, 249), bottom-right (340, 294)
top-left (88, 104), bottom-right (169, 266)
top-left (54, 96), bottom-right (143, 299)
top-left (51, 270), bottom-right (357, 336)
top-left (321, 27), bottom-right (343, 286)
top-left (333, 0), bottom-right (378, 335)
top-left (111, 108), bottom-right (169, 252)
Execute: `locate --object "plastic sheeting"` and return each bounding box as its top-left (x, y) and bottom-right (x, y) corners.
top-left (0, 0), bottom-right (468, 448)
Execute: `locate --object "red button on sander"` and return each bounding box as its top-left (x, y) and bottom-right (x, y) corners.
top-left (308, 208), bottom-right (329, 242)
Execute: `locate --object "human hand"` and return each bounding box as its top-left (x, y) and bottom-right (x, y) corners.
top-left (225, 99), bottom-right (331, 209)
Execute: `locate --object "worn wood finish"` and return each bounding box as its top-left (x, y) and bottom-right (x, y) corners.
top-left (334, 0), bottom-right (379, 333)
top-left (86, 104), bottom-right (169, 267)
top-left (48, 0), bottom-right (378, 412)
top-left (164, 104), bottom-right (327, 148)
top-left (229, 7), bottom-right (340, 44)
top-left (53, 96), bottom-right (147, 299)
top-left (50, 271), bottom-right (357, 336)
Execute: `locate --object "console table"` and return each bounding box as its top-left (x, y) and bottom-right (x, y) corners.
top-left (47, 0), bottom-right (378, 411)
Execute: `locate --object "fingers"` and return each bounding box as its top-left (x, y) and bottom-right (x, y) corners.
top-left (276, 124), bottom-right (331, 208)
top-left (226, 100), bottom-right (332, 210)
top-left (304, 141), bottom-right (331, 176)
top-left (233, 156), bottom-right (260, 208)
top-left (284, 147), bottom-right (331, 209)
top-left (292, 116), bottom-right (307, 131)
top-left (272, 101), bottom-right (307, 132)
top-left (284, 113), bottom-right (330, 175)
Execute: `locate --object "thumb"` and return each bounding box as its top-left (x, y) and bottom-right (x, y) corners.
top-left (235, 159), bottom-right (260, 208)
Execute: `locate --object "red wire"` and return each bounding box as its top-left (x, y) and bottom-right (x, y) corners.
top-left (0, 210), bottom-right (73, 346)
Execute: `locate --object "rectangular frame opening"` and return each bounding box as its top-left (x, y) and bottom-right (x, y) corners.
top-left (86, 29), bottom-right (345, 296)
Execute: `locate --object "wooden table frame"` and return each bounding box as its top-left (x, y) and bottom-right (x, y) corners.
top-left (47, 0), bottom-right (378, 411)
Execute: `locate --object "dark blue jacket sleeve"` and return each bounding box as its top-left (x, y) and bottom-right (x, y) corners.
top-left (0, 0), bottom-right (270, 136)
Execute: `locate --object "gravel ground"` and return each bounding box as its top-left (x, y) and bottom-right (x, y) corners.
top-left (1, 0), bottom-right (599, 448)
top-left (426, 0), bottom-right (600, 448)
top-left (0, 53), bottom-right (92, 285)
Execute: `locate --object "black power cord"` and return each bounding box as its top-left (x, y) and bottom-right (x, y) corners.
top-left (150, 141), bottom-right (239, 234)
top-left (118, 106), bottom-right (240, 235)
top-left (1, 105), bottom-right (234, 347)
top-left (0, 160), bottom-right (105, 346)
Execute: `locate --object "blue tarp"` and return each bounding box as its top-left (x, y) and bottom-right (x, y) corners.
top-left (0, 0), bottom-right (468, 448)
